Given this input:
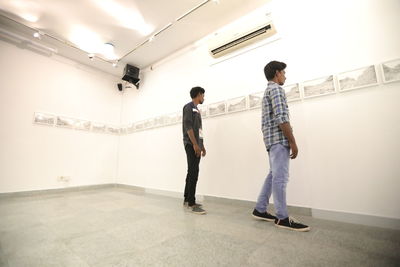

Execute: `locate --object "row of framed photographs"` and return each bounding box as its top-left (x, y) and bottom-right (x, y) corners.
top-left (33, 58), bottom-right (400, 134)
top-left (33, 113), bottom-right (123, 134)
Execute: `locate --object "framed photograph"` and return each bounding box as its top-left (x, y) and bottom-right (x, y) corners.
top-left (162, 113), bottom-right (177, 126)
top-left (143, 118), bottom-right (155, 129)
top-left (227, 96), bottom-right (247, 113)
top-left (33, 112), bottom-right (55, 126)
top-left (303, 76), bottom-right (335, 98)
top-left (208, 101), bottom-right (226, 117)
top-left (91, 122), bottom-right (106, 133)
top-left (56, 116), bottom-right (75, 128)
top-left (134, 121), bottom-right (146, 131)
top-left (248, 91), bottom-right (264, 109)
top-left (154, 116), bottom-right (165, 128)
top-left (127, 123), bottom-right (136, 134)
top-left (198, 105), bottom-right (207, 118)
top-left (381, 58), bottom-right (400, 84)
top-left (176, 113), bottom-right (182, 123)
top-left (106, 125), bottom-right (120, 134)
top-left (338, 65), bottom-right (378, 91)
top-left (283, 84), bottom-right (301, 102)
top-left (119, 125), bottom-right (128, 135)
top-left (74, 119), bottom-right (91, 131)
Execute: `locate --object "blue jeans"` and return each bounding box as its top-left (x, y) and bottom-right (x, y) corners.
top-left (255, 143), bottom-right (289, 219)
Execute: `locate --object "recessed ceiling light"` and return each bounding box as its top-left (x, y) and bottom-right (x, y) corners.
top-left (33, 32), bottom-right (40, 38)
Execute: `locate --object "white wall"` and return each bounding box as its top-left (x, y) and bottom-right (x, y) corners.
top-left (118, 0), bottom-right (400, 219)
top-left (0, 40), bottom-right (122, 193)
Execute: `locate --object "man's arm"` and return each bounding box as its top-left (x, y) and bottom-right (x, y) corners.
top-left (183, 105), bottom-right (201, 157)
top-left (279, 122), bottom-right (298, 159)
top-left (187, 129), bottom-right (201, 157)
top-left (270, 87), bottom-right (298, 159)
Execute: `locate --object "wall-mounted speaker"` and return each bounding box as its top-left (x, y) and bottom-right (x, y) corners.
top-left (122, 64), bottom-right (140, 88)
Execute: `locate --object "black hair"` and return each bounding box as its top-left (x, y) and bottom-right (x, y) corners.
top-left (264, 61), bottom-right (287, 81)
top-left (190, 86), bottom-right (205, 99)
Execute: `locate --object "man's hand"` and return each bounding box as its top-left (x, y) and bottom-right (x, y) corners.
top-left (201, 147), bottom-right (206, 157)
top-left (193, 144), bottom-right (202, 157)
top-left (290, 142), bottom-right (298, 159)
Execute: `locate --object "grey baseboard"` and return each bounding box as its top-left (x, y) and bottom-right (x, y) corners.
top-left (312, 208), bottom-right (400, 230)
top-left (0, 183), bottom-right (115, 199)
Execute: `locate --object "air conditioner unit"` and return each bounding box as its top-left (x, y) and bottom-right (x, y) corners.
top-left (208, 22), bottom-right (277, 59)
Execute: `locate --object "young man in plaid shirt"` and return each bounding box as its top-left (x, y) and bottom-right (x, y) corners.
top-left (252, 61), bottom-right (310, 232)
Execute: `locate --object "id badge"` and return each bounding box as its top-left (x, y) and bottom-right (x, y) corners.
top-left (199, 128), bottom-right (204, 139)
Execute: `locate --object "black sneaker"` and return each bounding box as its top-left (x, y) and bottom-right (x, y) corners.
top-left (189, 205), bottom-right (206, 215)
top-left (275, 217), bottom-right (310, 232)
top-left (183, 201), bottom-right (202, 208)
top-left (252, 209), bottom-right (276, 222)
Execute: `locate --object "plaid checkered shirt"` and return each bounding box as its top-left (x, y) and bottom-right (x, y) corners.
top-left (262, 81), bottom-right (290, 150)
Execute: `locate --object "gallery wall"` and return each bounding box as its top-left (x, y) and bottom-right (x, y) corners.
top-left (118, 0), bottom-right (400, 220)
top-left (0, 40), bottom-right (122, 193)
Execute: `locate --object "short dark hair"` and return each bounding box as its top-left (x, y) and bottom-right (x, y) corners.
top-left (190, 86), bottom-right (205, 99)
top-left (264, 61), bottom-right (287, 81)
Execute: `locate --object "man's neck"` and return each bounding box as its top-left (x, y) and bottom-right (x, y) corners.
top-left (192, 99), bottom-right (199, 106)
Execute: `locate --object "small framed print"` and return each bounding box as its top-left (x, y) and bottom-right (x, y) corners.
top-left (106, 125), bottom-right (120, 135)
top-left (248, 91), bottom-right (264, 109)
top-left (338, 65), bottom-right (378, 91)
top-left (154, 116), bottom-right (165, 128)
top-left (208, 101), bottom-right (226, 117)
top-left (74, 119), bottom-right (91, 131)
top-left (198, 105), bottom-right (207, 118)
top-left (143, 118), bottom-right (155, 129)
top-left (127, 123), bottom-right (136, 134)
top-left (56, 116), bottom-right (75, 128)
top-left (227, 96), bottom-right (247, 113)
top-left (283, 84), bottom-right (301, 102)
top-left (119, 125), bottom-right (128, 135)
top-left (33, 112), bottom-right (55, 126)
top-left (381, 58), bottom-right (400, 84)
top-left (134, 121), bottom-right (145, 131)
top-left (91, 122), bottom-right (106, 133)
top-left (303, 75), bottom-right (335, 99)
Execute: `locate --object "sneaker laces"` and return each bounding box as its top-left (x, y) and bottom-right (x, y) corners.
top-left (288, 216), bottom-right (301, 224)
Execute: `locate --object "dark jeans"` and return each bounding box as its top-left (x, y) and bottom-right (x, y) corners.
top-left (184, 144), bottom-right (201, 206)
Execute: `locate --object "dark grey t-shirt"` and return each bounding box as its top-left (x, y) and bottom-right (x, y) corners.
top-left (182, 102), bottom-right (204, 149)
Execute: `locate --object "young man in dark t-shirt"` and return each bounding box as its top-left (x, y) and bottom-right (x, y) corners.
top-left (182, 86), bottom-right (206, 214)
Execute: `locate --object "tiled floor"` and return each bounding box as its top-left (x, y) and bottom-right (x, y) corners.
top-left (0, 188), bottom-right (399, 267)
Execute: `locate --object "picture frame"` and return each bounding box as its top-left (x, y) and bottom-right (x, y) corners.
top-left (338, 65), bottom-right (378, 92)
top-left (56, 116), bottom-right (75, 129)
top-left (283, 83), bottom-right (301, 102)
top-left (106, 125), bottom-right (120, 135)
top-left (248, 91), bottom-right (264, 109)
top-left (226, 96), bottom-right (247, 113)
top-left (33, 112), bottom-right (56, 126)
top-left (74, 119), bottom-right (91, 131)
top-left (208, 101), bottom-right (226, 117)
top-left (381, 58), bottom-right (400, 84)
top-left (303, 75), bottom-right (335, 99)
top-left (91, 122), bottom-right (106, 133)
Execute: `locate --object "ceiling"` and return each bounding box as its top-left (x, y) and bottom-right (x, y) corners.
top-left (0, 0), bottom-right (270, 77)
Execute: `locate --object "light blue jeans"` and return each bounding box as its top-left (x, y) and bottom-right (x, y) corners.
top-left (255, 143), bottom-right (289, 219)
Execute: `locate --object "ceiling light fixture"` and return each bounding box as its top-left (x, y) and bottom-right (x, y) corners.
top-left (88, 53), bottom-right (95, 60)
top-left (33, 32), bottom-right (40, 38)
